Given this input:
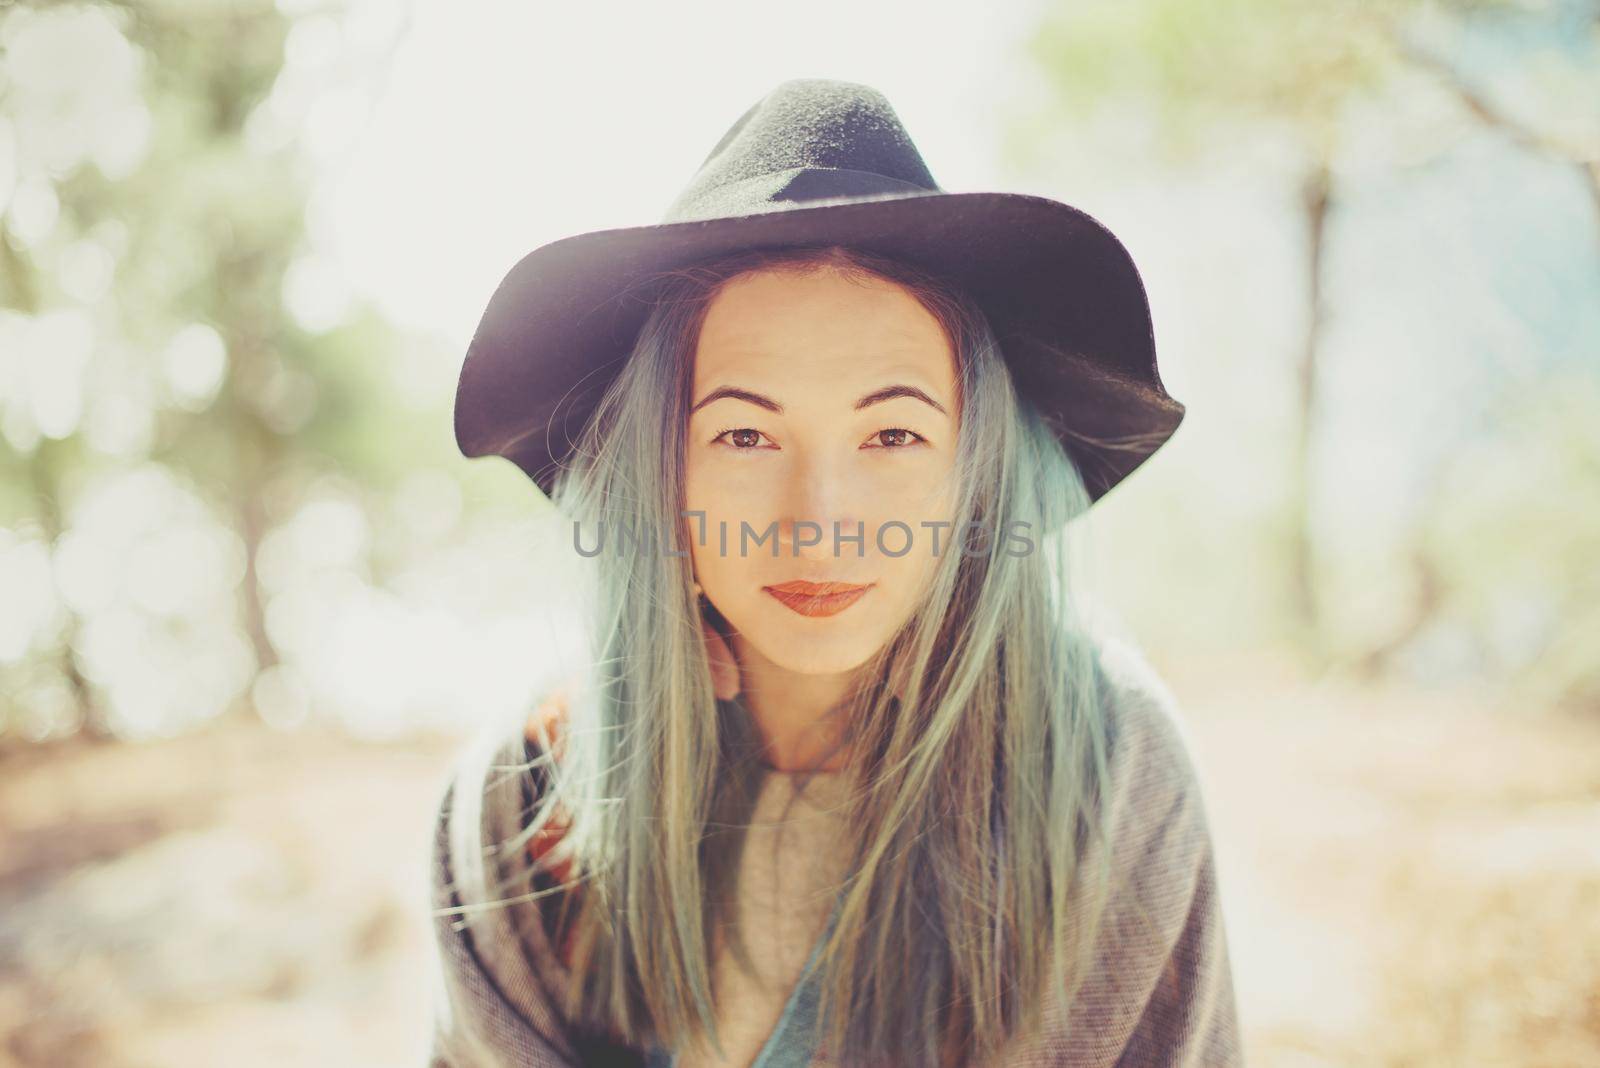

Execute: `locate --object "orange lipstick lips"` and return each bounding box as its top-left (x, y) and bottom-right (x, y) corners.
top-left (763, 579), bottom-right (874, 618)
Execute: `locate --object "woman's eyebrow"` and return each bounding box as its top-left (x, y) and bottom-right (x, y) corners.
top-left (689, 383), bottom-right (948, 417)
top-left (690, 386), bottom-right (782, 415)
top-left (855, 384), bottom-right (948, 416)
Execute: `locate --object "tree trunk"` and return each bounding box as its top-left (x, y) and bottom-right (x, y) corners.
top-left (26, 440), bottom-right (114, 741)
top-left (1288, 158), bottom-right (1331, 656)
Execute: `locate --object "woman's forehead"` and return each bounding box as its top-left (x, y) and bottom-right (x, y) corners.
top-left (692, 268), bottom-right (955, 389)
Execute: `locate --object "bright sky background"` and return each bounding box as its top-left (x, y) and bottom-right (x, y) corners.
top-left (303, 0), bottom-right (1047, 351)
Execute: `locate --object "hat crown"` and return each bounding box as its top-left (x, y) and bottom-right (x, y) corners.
top-left (664, 79), bottom-right (942, 223)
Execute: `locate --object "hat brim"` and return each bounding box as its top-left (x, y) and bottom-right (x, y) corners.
top-left (454, 189), bottom-right (1184, 508)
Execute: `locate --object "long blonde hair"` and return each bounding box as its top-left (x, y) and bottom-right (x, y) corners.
top-left (500, 245), bottom-right (1129, 1067)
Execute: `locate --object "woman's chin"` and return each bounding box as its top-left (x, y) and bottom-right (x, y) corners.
top-left (743, 618), bottom-right (887, 676)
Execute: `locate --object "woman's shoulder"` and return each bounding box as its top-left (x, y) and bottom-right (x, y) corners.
top-left (431, 677), bottom-right (580, 907)
top-left (1084, 629), bottom-right (1218, 879)
top-left (425, 690), bottom-right (585, 1062)
top-left (1074, 631), bottom-right (1243, 1064)
top-left (1091, 631), bottom-right (1206, 791)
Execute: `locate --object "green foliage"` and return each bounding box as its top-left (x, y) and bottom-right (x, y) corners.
top-left (1016, 0), bottom-right (1600, 707)
top-left (0, 0), bottom-right (474, 738)
top-left (1427, 366), bottom-right (1600, 711)
top-left (1016, 0), bottom-right (1523, 167)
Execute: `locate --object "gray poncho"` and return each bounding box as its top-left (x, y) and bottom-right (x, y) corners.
top-left (423, 636), bottom-right (1244, 1066)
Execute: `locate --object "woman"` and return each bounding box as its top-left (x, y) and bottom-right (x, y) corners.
top-left (427, 80), bottom-right (1242, 1068)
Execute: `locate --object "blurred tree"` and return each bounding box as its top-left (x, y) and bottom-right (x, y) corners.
top-left (0, 0), bottom-right (426, 741)
top-left (122, 0), bottom-right (306, 689)
top-left (1444, 368), bottom-right (1600, 713)
top-left (1016, 0), bottom-right (1441, 664)
top-left (1014, 0), bottom-right (1595, 679)
top-left (1348, 1), bottom-right (1600, 702)
top-left (1399, 4), bottom-right (1600, 242)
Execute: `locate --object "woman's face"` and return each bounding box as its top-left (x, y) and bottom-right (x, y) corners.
top-left (684, 266), bottom-right (961, 677)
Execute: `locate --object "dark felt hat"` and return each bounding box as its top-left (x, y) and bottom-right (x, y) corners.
top-left (454, 77), bottom-right (1184, 507)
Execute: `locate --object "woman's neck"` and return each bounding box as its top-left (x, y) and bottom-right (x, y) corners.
top-left (729, 633), bottom-right (856, 772)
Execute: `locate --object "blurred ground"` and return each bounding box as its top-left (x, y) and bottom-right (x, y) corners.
top-left (3, 652), bottom-right (1599, 1067)
top-left (1165, 649), bottom-right (1600, 1068)
top-left (0, 719), bottom-right (459, 1068)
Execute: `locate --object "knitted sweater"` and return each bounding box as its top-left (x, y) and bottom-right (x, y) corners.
top-left (664, 768), bottom-right (851, 1068)
top-left (423, 636), bottom-right (1244, 1066)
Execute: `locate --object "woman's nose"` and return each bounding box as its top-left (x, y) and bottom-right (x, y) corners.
top-left (778, 453), bottom-right (863, 557)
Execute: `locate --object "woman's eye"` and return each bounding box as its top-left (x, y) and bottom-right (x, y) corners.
top-left (711, 427), bottom-right (771, 450)
top-left (709, 427), bottom-right (927, 450)
top-left (865, 428), bottom-right (927, 449)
